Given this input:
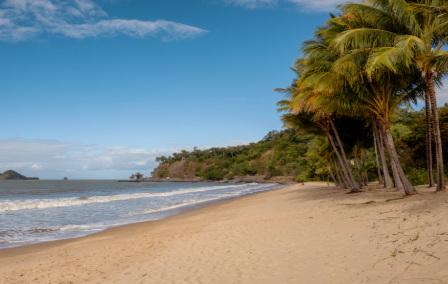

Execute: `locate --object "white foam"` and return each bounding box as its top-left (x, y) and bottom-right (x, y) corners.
top-left (123, 184), bottom-right (276, 217)
top-left (0, 184), bottom-right (250, 212)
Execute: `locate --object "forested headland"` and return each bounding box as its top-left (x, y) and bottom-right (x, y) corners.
top-left (153, 0), bottom-right (448, 195)
top-left (151, 106), bottom-right (448, 185)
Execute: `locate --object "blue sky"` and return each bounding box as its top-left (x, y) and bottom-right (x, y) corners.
top-left (1, 0), bottom-right (447, 179)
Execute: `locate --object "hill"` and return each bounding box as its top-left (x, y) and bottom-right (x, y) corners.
top-left (150, 106), bottom-right (448, 185)
top-left (150, 129), bottom-right (327, 183)
top-left (0, 170), bottom-right (39, 180)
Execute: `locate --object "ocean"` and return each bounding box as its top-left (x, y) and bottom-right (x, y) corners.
top-left (0, 180), bottom-right (282, 249)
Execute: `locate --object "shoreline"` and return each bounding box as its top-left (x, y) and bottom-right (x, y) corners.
top-left (0, 184), bottom-right (287, 256)
top-left (2, 182), bottom-right (448, 283)
top-left (0, 182), bottom-right (284, 251)
top-left (145, 175), bottom-right (296, 184)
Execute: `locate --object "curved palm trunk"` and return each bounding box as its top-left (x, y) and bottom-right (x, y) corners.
top-left (333, 156), bottom-right (346, 189)
top-left (354, 147), bottom-right (363, 185)
top-left (375, 117), bottom-right (393, 187)
top-left (372, 121), bottom-right (384, 184)
top-left (329, 119), bottom-right (360, 190)
top-left (377, 117), bottom-right (416, 194)
top-left (362, 148), bottom-right (369, 185)
top-left (326, 132), bottom-right (355, 189)
top-left (390, 157), bottom-right (404, 191)
top-left (378, 119), bottom-right (403, 190)
top-left (425, 92), bottom-right (435, 187)
top-left (384, 126), bottom-right (416, 195)
top-left (425, 75), bottom-right (446, 191)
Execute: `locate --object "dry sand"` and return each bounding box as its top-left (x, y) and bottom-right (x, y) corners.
top-left (2, 182), bottom-right (448, 284)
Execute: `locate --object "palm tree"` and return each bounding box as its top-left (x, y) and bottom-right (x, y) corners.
top-left (320, 10), bottom-right (421, 194)
top-left (278, 10), bottom-right (427, 194)
top-left (334, 0), bottom-right (447, 190)
top-left (341, 65), bottom-right (419, 195)
top-left (295, 31), bottom-right (370, 190)
top-left (276, 69), bottom-right (361, 191)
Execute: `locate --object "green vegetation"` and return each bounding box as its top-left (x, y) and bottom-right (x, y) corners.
top-left (0, 170), bottom-right (39, 180)
top-left (153, 0), bottom-right (448, 191)
top-left (274, 0), bottom-right (448, 194)
top-left (153, 129), bottom-right (336, 182)
top-left (152, 105), bottom-right (448, 183)
top-left (129, 172), bottom-right (144, 180)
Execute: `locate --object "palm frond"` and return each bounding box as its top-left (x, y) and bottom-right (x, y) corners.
top-left (332, 28), bottom-right (398, 54)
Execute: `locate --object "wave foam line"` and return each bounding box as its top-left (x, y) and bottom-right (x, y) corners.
top-left (123, 184), bottom-right (277, 217)
top-left (0, 184), bottom-right (250, 212)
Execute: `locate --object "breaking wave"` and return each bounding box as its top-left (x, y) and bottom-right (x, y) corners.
top-left (0, 183), bottom-right (272, 212)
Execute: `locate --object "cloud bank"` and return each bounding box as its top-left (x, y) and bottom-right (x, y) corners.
top-left (0, 139), bottom-right (179, 179)
top-left (0, 138), bottom-right (256, 179)
top-left (0, 0), bottom-right (206, 41)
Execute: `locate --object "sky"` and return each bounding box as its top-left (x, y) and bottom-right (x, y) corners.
top-left (1, 0), bottom-right (447, 179)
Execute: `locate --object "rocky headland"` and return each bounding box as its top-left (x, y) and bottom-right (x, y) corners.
top-left (0, 170), bottom-right (39, 180)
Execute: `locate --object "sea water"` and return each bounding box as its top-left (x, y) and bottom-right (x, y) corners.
top-left (0, 180), bottom-right (282, 249)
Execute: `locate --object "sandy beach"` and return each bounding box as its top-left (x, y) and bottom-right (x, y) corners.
top-left (2, 182), bottom-right (448, 283)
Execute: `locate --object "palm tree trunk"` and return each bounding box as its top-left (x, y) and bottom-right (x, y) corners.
top-left (375, 117), bottom-right (393, 187)
top-left (377, 117), bottom-right (416, 194)
top-left (378, 118), bottom-right (403, 190)
top-left (333, 156), bottom-right (346, 189)
top-left (425, 92), bottom-right (435, 187)
top-left (384, 126), bottom-right (416, 195)
top-left (372, 122), bottom-right (383, 184)
top-left (354, 147), bottom-right (363, 185)
top-left (329, 119), bottom-right (360, 190)
top-left (390, 157), bottom-right (403, 191)
top-left (326, 132), bottom-right (355, 189)
top-left (362, 148), bottom-right (369, 185)
top-left (425, 74), bottom-right (445, 191)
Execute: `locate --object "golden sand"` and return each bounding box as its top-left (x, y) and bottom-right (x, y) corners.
top-left (1, 182), bottom-right (448, 283)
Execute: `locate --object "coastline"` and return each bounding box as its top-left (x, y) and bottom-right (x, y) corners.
top-left (146, 175), bottom-right (296, 184)
top-left (2, 182), bottom-right (448, 283)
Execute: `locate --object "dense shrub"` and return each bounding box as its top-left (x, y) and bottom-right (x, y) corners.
top-left (199, 165), bottom-right (225, 181)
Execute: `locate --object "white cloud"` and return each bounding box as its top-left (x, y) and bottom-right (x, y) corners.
top-left (0, 139), bottom-right (182, 179)
top-left (223, 0), bottom-right (277, 9)
top-left (52, 19), bottom-right (206, 41)
top-left (31, 163), bottom-right (42, 169)
top-left (0, 0), bottom-right (206, 41)
top-left (286, 0), bottom-right (348, 12)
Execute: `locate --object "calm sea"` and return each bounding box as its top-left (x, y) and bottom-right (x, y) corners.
top-left (0, 180), bottom-right (282, 249)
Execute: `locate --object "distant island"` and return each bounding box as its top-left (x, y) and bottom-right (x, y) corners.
top-left (0, 170), bottom-right (39, 180)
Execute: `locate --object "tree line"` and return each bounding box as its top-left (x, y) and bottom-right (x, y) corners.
top-left (276, 0), bottom-right (448, 195)
top-left (153, 106), bottom-right (448, 184)
top-left (153, 129), bottom-right (330, 181)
